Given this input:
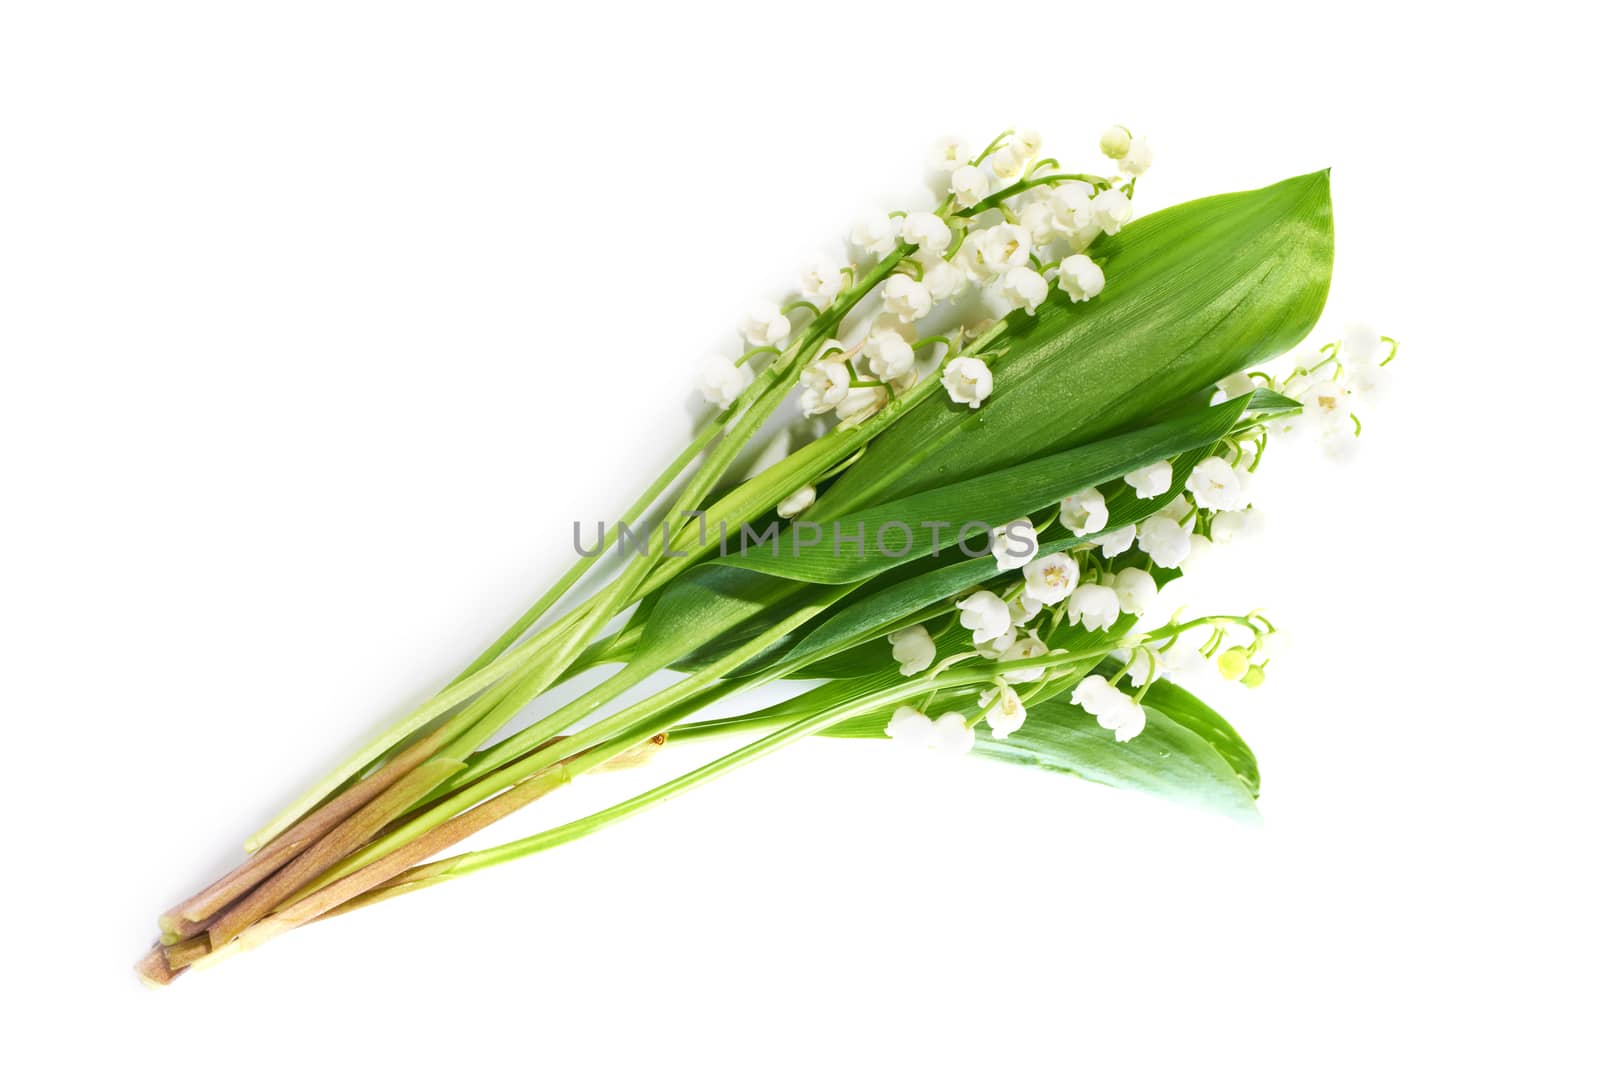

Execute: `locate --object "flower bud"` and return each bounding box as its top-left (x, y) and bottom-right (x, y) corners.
top-left (1100, 125), bottom-right (1132, 160)
top-left (1217, 647), bottom-right (1251, 681)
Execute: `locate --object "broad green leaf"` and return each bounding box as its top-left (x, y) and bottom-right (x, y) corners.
top-left (1141, 677), bottom-right (1260, 797)
top-left (826, 681), bottom-right (1258, 820)
top-left (969, 689), bottom-right (1260, 821)
top-left (815, 171), bottom-right (1333, 518)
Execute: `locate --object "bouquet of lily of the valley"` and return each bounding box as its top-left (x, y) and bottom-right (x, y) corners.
top-left (139, 126), bottom-right (1396, 984)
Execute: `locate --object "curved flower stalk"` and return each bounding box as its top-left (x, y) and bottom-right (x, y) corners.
top-left (139, 127), bottom-right (1367, 986)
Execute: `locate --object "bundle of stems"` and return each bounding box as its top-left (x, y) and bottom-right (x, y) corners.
top-left (139, 128), bottom-right (1344, 985)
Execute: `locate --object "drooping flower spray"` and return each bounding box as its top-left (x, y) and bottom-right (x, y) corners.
top-left (139, 127), bottom-right (1385, 984)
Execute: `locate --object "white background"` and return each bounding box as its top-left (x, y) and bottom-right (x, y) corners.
top-left (3, 2), bottom-right (1596, 1064)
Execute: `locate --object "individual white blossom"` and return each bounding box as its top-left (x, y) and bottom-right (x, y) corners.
top-left (1113, 568), bottom-right (1158, 615)
top-left (956, 590), bottom-right (1012, 644)
top-left (1059, 487), bottom-right (1109, 536)
top-left (989, 145), bottom-right (1026, 181)
top-left (1098, 691), bottom-right (1146, 741)
top-left (1216, 370), bottom-right (1257, 401)
top-left (921, 255), bottom-right (967, 301)
top-left (942, 356), bottom-right (993, 409)
top-left (850, 214), bottom-right (898, 259)
top-left (974, 224), bottom-right (1032, 276)
top-left (998, 635), bottom-right (1048, 685)
top-left (887, 705), bottom-right (974, 753)
top-left (1067, 583), bottom-right (1120, 631)
top-left (1048, 184), bottom-right (1095, 232)
top-left (1090, 188), bottom-right (1133, 236)
top-left (1009, 593), bottom-right (1044, 625)
top-left (834, 385), bottom-right (888, 427)
top-left (698, 356), bottom-right (752, 410)
top-left (1209, 507), bottom-right (1261, 544)
top-left (1124, 460), bottom-right (1172, 499)
top-left (931, 711), bottom-right (977, 755)
top-left (799, 256), bottom-right (844, 306)
top-left (1185, 456), bottom-right (1245, 511)
top-left (799, 358), bottom-right (851, 416)
top-left (885, 704), bottom-right (935, 747)
top-left (1099, 126), bottom-right (1132, 160)
top-left (1069, 676), bottom-right (1145, 741)
top-left (889, 625), bottom-right (936, 676)
top-left (1000, 267), bottom-right (1049, 314)
top-left (1119, 137), bottom-right (1154, 176)
top-left (740, 301), bottom-right (792, 347)
top-left (1012, 129), bottom-right (1043, 160)
top-left (776, 485), bottom-right (816, 519)
top-left (1057, 254), bottom-right (1106, 302)
top-left (1022, 551), bottom-right (1079, 605)
top-left (1298, 378), bottom-right (1352, 426)
top-left (902, 212), bottom-right (953, 253)
top-left (1092, 525), bottom-right (1137, 557)
top-left (1018, 201), bottom-right (1056, 245)
top-left (991, 518), bottom-right (1039, 570)
top-left (927, 136), bottom-right (970, 174)
top-left (883, 274), bottom-right (933, 323)
top-left (864, 332), bottom-right (916, 380)
top-left (1071, 675), bottom-right (1119, 715)
top-left (1137, 516), bottom-right (1192, 568)
top-left (951, 165), bottom-right (989, 208)
top-left (980, 681), bottom-right (1028, 738)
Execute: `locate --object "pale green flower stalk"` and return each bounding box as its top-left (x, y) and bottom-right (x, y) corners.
top-left (142, 127), bottom-right (1352, 985)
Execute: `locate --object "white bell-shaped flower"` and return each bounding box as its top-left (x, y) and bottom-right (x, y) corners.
top-left (1059, 487), bottom-right (1109, 536)
top-left (740, 301), bottom-right (792, 347)
top-left (1137, 516), bottom-right (1192, 568)
top-left (1057, 254), bottom-right (1105, 302)
top-left (697, 356), bottom-right (753, 410)
top-left (1022, 552), bottom-right (1080, 606)
top-left (951, 165), bottom-right (989, 208)
top-left (1124, 460), bottom-right (1172, 499)
top-left (902, 212), bottom-right (953, 253)
top-left (776, 485), bottom-right (816, 519)
top-left (991, 518), bottom-right (1039, 570)
top-left (1067, 583), bottom-right (1120, 631)
top-left (1113, 568), bottom-right (1158, 616)
top-left (883, 274), bottom-right (933, 323)
top-left (941, 356), bottom-right (993, 409)
top-left (980, 681), bottom-right (1029, 738)
top-left (1185, 457), bottom-right (1244, 511)
top-left (888, 625), bottom-right (937, 676)
top-left (956, 590), bottom-right (1012, 644)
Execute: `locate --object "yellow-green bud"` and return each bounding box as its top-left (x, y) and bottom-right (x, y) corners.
top-left (1217, 647), bottom-right (1251, 681)
top-left (1241, 664), bottom-right (1266, 689)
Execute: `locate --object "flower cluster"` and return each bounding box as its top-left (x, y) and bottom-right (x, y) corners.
top-left (699, 126), bottom-right (1155, 443)
top-left (1228, 323), bottom-right (1399, 458)
top-left (883, 326), bottom-right (1392, 754)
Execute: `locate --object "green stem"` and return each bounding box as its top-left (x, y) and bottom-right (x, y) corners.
top-left (342, 652), bottom-right (1110, 898)
top-left (244, 246), bottom-right (910, 853)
